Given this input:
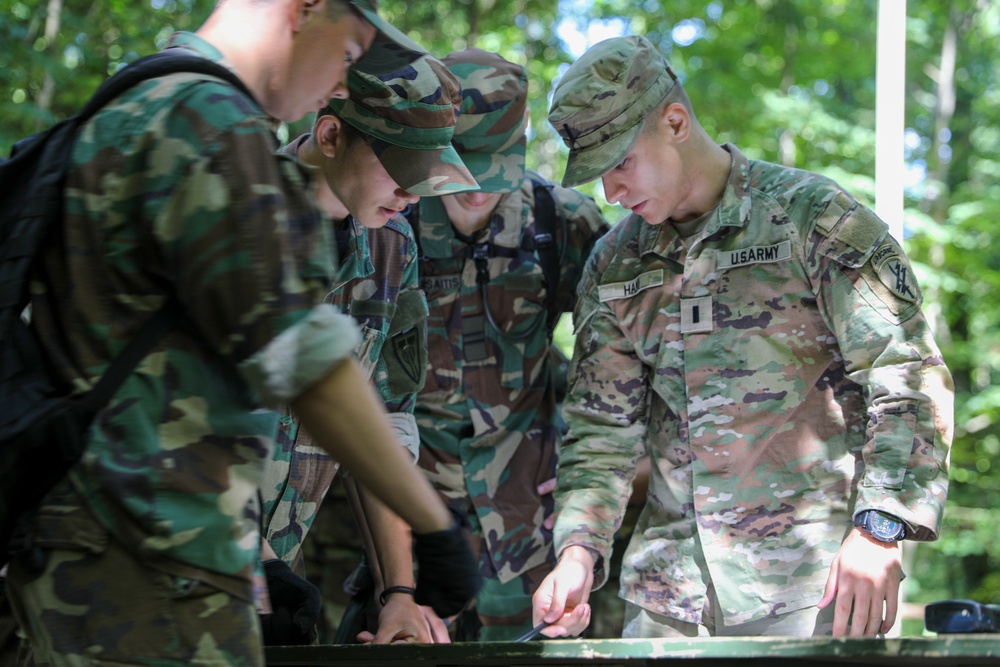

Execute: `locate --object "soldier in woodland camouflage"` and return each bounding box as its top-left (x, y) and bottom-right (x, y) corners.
top-left (413, 48), bottom-right (610, 641)
top-left (532, 35), bottom-right (953, 639)
top-left (2, 2), bottom-right (479, 665)
top-left (261, 54), bottom-right (478, 645)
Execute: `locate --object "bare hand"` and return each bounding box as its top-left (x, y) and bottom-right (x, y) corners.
top-left (531, 545), bottom-right (595, 638)
top-left (817, 527), bottom-right (903, 636)
top-left (359, 595), bottom-right (434, 644)
top-left (419, 605), bottom-right (452, 643)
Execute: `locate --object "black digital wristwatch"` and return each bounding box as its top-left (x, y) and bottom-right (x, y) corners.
top-left (853, 510), bottom-right (907, 543)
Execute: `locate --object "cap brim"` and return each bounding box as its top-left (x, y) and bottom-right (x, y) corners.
top-left (561, 122), bottom-right (643, 189)
top-left (372, 140), bottom-right (480, 197)
top-left (456, 142), bottom-right (525, 194)
top-left (353, 7), bottom-right (428, 75)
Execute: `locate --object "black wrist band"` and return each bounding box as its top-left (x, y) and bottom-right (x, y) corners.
top-left (379, 585), bottom-right (416, 606)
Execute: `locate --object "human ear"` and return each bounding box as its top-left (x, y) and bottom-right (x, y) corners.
top-left (314, 115), bottom-right (343, 159)
top-left (294, 0), bottom-right (325, 30)
top-left (662, 103), bottom-right (691, 142)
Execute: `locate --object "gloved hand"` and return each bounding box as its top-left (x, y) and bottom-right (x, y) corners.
top-left (412, 509), bottom-right (482, 618)
top-left (259, 559), bottom-right (322, 646)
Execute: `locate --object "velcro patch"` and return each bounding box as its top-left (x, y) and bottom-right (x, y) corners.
top-left (717, 240), bottom-right (792, 270)
top-left (680, 296), bottom-right (713, 334)
top-left (598, 270), bottom-right (664, 302)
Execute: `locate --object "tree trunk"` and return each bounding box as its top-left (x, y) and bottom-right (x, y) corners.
top-left (35, 0), bottom-right (63, 129)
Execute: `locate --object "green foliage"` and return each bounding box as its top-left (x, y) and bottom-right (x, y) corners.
top-left (0, 0), bottom-right (212, 150)
top-left (2, 0), bottom-right (998, 622)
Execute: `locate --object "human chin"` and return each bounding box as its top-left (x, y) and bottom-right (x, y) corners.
top-left (357, 208), bottom-right (394, 229)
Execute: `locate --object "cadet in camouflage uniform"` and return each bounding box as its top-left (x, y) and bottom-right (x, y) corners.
top-left (260, 54), bottom-right (479, 645)
top-left (413, 48), bottom-right (610, 642)
top-left (3, 2), bottom-right (480, 665)
top-left (531, 35), bottom-right (954, 640)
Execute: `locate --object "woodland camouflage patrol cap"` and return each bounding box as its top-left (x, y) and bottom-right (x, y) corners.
top-left (326, 54), bottom-right (479, 196)
top-left (549, 34), bottom-right (678, 188)
top-left (349, 0), bottom-right (427, 74)
top-left (443, 48), bottom-right (528, 193)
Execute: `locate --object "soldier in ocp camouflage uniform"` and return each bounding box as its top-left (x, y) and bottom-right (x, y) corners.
top-left (260, 54), bottom-right (479, 645)
top-left (413, 48), bottom-right (610, 641)
top-left (532, 35), bottom-right (954, 639)
top-left (3, 2), bottom-right (480, 665)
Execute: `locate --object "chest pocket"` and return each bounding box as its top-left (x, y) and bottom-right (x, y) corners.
top-left (348, 298), bottom-right (393, 383)
top-left (481, 261), bottom-right (548, 390)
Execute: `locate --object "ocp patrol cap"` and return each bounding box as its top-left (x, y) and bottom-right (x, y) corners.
top-left (327, 54), bottom-right (479, 196)
top-left (548, 34), bottom-right (678, 188)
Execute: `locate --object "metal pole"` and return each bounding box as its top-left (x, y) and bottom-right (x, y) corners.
top-left (876, 0), bottom-right (908, 637)
top-left (875, 0), bottom-right (907, 242)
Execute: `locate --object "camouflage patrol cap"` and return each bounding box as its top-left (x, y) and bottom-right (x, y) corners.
top-left (549, 35), bottom-right (678, 188)
top-left (443, 48), bottom-right (528, 193)
top-left (349, 0), bottom-right (427, 75)
top-left (327, 54), bottom-right (479, 196)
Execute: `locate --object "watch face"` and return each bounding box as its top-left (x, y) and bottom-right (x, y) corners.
top-left (870, 512), bottom-right (904, 540)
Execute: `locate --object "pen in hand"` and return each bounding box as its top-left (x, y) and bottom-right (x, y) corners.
top-left (514, 620), bottom-right (554, 642)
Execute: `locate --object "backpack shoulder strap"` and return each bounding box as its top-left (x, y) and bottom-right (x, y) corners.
top-left (528, 173), bottom-right (563, 333)
top-left (80, 296), bottom-right (183, 411)
top-left (80, 50), bottom-right (257, 123)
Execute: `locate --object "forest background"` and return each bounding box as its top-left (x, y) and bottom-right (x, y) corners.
top-left (2, 0), bottom-right (997, 636)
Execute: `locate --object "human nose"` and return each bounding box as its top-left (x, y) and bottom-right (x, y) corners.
top-left (399, 190), bottom-right (419, 205)
top-left (602, 174), bottom-right (625, 205)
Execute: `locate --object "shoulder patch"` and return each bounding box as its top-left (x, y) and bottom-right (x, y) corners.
top-left (871, 243), bottom-right (920, 305)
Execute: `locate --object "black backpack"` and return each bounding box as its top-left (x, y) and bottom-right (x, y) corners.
top-left (0, 51), bottom-right (256, 567)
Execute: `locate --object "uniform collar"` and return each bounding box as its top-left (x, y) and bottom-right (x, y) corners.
top-left (417, 183), bottom-right (527, 259)
top-left (334, 218), bottom-right (373, 279)
top-left (638, 143), bottom-right (752, 258)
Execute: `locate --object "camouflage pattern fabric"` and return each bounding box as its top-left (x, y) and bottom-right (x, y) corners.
top-left (18, 28), bottom-right (361, 633)
top-left (441, 48), bottom-right (527, 193)
top-left (327, 56), bottom-right (478, 197)
top-left (555, 143), bottom-right (954, 627)
top-left (548, 34), bottom-right (678, 189)
top-left (414, 178), bottom-right (609, 639)
top-left (262, 204), bottom-right (428, 567)
top-left (6, 481), bottom-right (262, 666)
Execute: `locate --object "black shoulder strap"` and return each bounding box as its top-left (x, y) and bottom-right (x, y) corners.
top-left (79, 296), bottom-right (183, 411)
top-left (81, 50), bottom-right (257, 123)
top-left (530, 175), bottom-right (562, 333)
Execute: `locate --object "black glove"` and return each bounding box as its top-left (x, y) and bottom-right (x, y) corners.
top-left (412, 509), bottom-right (483, 618)
top-left (259, 559), bottom-right (322, 646)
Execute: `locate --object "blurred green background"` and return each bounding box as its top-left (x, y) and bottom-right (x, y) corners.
top-left (3, 0), bottom-right (998, 636)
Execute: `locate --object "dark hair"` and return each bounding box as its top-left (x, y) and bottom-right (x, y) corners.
top-left (642, 78), bottom-right (694, 135)
top-left (314, 105), bottom-right (371, 146)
